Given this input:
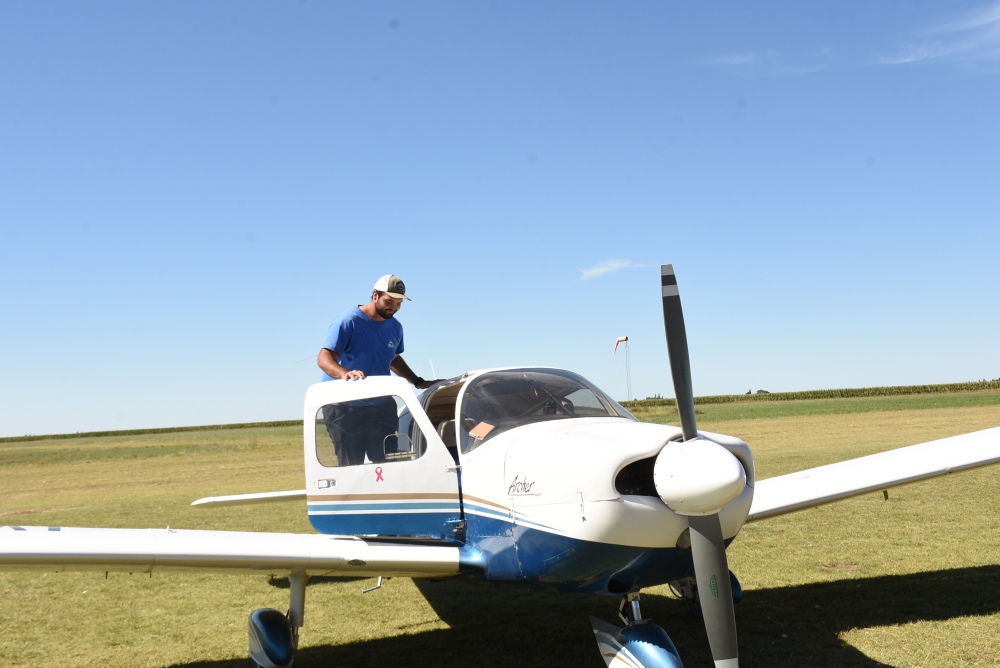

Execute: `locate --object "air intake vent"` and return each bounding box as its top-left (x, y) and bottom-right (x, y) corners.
top-left (614, 457), bottom-right (658, 497)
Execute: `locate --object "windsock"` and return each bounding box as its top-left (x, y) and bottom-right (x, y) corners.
top-left (613, 335), bottom-right (628, 355)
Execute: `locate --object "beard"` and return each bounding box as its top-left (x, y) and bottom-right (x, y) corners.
top-left (375, 304), bottom-right (396, 319)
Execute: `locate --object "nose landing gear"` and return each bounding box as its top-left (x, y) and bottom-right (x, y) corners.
top-left (590, 592), bottom-right (683, 668)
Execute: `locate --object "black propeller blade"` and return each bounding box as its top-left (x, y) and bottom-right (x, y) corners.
top-left (659, 263), bottom-right (740, 668)
top-left (688, 515), bottom-right (739, 667)
top-left (660, 265), bottom-right (697, 441)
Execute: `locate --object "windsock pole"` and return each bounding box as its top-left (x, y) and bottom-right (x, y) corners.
top-left (613, 336), bottom-right (632, 401)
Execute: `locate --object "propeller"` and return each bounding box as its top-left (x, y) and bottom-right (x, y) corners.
top-left (654, 264), bottom-right (742, 668)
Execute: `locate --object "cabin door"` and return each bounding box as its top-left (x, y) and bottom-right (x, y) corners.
top-left (303, 376), bottom-right (461, 539)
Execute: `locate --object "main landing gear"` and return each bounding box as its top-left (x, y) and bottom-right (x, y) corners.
top-left (669, 570), bottom-right (743, 619)
top-left (590, 593), bottom-right (683, 668)
top-left (248, 572), bottom-right (308, 668)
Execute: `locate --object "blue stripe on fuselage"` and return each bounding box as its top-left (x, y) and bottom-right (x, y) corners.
top-left (309, 502), bottom-right (459, 512)
top-left (307, 498), bottom-right (462, 538)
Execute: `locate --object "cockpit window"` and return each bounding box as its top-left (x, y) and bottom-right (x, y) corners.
top-left (458, 369), bottom-right (634, 453)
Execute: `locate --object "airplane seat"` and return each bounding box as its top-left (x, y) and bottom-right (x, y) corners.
top-left (436, 420), bottom-right (459, 462)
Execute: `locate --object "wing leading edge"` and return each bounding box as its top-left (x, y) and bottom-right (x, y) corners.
top-left (748, 426), bottom-right (1000, 522)
top-left (0, 526), bottom-right (460, 578)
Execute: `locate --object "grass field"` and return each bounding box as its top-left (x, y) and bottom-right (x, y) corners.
top-left (2, 391), bottom-right (999, 667)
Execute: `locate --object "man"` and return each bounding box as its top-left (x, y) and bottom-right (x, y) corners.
top-left (317, 274), bottom-right (436, 466)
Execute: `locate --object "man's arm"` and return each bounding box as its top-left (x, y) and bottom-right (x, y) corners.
top-left (318, 349), bottom-right (365, 381)
top-left (390, 355), bottom-right (435, 389)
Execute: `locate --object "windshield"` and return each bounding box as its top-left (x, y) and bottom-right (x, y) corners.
top-left (458, 368), bottom-right (634, 453)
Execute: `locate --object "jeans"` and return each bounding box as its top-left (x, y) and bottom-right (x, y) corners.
top-left (321, 399), bottom-right (399, 466)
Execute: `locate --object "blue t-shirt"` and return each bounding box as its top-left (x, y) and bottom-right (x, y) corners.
top-left (320, 306), bottom-right (405, 381)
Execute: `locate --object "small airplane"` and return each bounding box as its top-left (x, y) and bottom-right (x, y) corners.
top-left (3, 264), bottom-right (999, 668)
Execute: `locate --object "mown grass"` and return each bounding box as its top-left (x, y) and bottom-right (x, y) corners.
top-left (622, 379), bottom-right (1000, 407)
top-left (628, 389), bottom-right (1000, 424)
top-left (1, 393), bottom-right (999, 667)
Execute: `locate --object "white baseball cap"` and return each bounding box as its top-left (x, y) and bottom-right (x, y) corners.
top-left (374, 274), bottom-right (411, 300)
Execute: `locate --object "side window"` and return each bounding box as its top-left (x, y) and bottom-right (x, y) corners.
top-left (314, 395), bottom-right (425, 467)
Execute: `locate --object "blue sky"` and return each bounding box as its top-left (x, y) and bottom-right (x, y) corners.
top-left (2, 2), bottom-right (998, 437)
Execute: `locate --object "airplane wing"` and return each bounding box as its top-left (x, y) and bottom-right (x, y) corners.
top-left (0, 526), bottom-right (460, 578)
top-left (191, 489), bottom-right (308, 507)
top-left (747, 426), bottom-right (1000, 522)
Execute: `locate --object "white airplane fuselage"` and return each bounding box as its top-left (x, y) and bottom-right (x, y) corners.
top-left (302, 368), bottom-right (754, 595)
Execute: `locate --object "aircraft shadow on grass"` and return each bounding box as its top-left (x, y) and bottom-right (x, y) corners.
top-left (176, 565), bottom-right (999, 668)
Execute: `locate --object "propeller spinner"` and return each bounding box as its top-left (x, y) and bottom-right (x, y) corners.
top-left (656, 264), bottom-right (743, 668)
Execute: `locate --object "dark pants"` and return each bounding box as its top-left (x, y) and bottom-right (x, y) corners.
top-left (322, 400), bottom-right (399, 466)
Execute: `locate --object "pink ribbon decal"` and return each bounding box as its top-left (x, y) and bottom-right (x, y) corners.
top-left (375, 466), bottom-right (384, 482)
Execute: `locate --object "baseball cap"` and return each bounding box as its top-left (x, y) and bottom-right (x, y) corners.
top-left (374, 274), bottom-right (411, 300)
